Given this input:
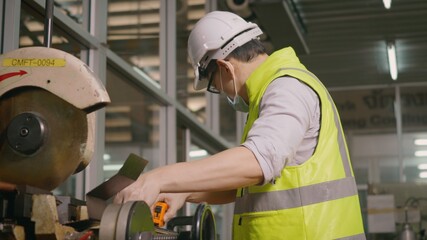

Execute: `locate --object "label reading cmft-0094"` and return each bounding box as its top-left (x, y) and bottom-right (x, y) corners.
top-left (2, 58), bottom-right (66, 67)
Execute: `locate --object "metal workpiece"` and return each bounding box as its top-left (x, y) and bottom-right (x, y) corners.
top-left (86, 153), bottom-right (149, 221)
top-left (99, 201), bottom-right (155, 240)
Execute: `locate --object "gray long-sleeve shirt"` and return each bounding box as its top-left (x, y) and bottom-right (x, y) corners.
top-left (242, 76), bottom-right (320, 184)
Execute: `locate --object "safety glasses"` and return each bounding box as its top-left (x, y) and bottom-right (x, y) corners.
top-left (198, 61), bottom-right (219, 94)
top-left (207, 70), bottom-right (220, 94)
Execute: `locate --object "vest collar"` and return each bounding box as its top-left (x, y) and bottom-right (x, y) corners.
top-left (245, 47), bottom-right (303, 107)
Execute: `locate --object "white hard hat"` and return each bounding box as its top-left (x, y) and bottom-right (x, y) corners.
top-left (188, 11), bottom-right (263, 90)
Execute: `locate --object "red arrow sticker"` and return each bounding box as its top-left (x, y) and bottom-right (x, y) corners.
top-left (0, 70), bottom-right (28, 82)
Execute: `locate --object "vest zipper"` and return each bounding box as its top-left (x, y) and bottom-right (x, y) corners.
top-left (238, 188), bottom-right (244, 225)
top-left (239, 188), bottom-right (243, 197)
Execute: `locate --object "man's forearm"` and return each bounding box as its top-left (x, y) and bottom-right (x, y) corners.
top-left (152, 146), bottom-right (263, 194)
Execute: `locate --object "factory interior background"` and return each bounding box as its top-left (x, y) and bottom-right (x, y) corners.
top-left (1, 0), bottom-right (427, 239)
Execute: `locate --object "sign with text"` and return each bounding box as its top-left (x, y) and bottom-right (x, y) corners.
top-left (331, 86), bottom-right (427, 131)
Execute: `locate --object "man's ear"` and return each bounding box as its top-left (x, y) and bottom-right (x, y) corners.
top-left (217, 59), bottom-right (231, 73)
top-left (217, 59), bottom-right (234, 74)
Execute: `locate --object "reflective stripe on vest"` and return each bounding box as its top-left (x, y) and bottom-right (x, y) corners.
top-left (235, 177), bottom-right (357, 214)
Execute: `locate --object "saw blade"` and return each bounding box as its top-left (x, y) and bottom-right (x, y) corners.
top-left (0, 86), bottom-right (89, 190)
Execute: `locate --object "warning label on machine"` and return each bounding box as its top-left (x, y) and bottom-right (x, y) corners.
top-left (2, 58), bottom-right (66, 67)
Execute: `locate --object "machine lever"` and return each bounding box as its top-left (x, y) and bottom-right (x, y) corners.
top-left (44, 0), bottom-right (54, 48)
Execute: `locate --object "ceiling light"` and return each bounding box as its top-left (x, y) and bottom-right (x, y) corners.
top-left (415, 151), bottom-right (427, 157)
top-left (418, 164), bottom-right (427, 170)
top-left (383, 0), bottom-right (392, 9)
top-left (415, 139), bottom-right (427, 146)
top-left (419, 171), bottom-right (427, 178)
top-left (387, 42), bottom-right (398, 80)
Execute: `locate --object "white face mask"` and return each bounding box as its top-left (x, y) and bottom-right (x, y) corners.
top-left (227, 94), bottom-right (249, 112)
top-left (220, 67), bottom-right (249, 112)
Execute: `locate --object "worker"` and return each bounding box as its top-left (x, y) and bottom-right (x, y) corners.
top-left (115, 11), bottom-right (365, 239)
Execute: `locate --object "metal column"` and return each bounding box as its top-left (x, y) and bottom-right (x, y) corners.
top-left (1, 0), bottom-right (21, 53)
top-left (82, 0), bottom-right (108, 195)
top-left (159, 0), bottom-right (177, 167)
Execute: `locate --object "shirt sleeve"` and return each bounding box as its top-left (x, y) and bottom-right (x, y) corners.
top-left (242, 76), bottom-right (320, 184)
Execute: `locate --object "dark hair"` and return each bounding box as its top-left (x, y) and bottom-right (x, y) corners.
top-left (227, 39), bottom-right (266, 63)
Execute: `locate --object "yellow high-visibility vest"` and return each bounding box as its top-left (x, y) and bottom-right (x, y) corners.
top-left (233, 47), bottom-right (365, 240)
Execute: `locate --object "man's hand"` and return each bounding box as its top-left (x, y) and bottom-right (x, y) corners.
top-left (114, 172), bottom-right (160, 207)
top-left (154, 192), bottom-right (189, 222)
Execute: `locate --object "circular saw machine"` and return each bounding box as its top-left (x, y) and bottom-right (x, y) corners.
top-left (0, 46), bottom-right (110, 190)
top-left (0, 2), bottom-right (217, 240)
